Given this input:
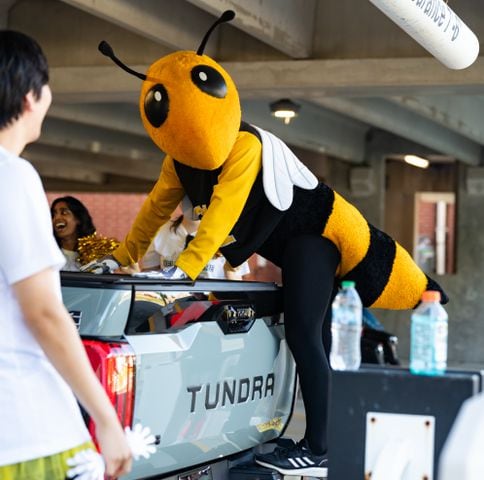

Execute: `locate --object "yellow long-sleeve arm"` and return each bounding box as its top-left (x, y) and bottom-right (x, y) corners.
top-left (176, 132), bottom-right (262, 279)
top-left (113, 157), bottom-right (185, 266)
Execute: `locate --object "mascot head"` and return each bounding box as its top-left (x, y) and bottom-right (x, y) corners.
top-left (99, 10), bottom-right (240, 170)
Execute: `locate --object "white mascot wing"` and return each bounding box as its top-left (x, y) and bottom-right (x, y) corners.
top-left (255, 126), bottom-right (318, 211)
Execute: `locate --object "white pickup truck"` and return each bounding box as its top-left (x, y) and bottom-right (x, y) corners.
top-left (62, 272), bottom-right (296, 480)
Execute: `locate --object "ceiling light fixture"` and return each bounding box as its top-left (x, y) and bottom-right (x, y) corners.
top-left (404, 154), bottom-right (430, 169)
top-left (270, 98), bottom-right (300, 125)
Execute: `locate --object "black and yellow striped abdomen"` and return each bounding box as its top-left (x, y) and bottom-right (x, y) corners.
top-left (322, 191), bottom-right (446, 309)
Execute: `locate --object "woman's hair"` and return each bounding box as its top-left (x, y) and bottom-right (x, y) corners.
top-left (51, 196), bottom-right (96, 247)
top-left (170, 214), bottom-right (195, 248)
top-left (170, 214), bottom-right (184, 233)
top-left (0, 30), bottom-right (49, 129)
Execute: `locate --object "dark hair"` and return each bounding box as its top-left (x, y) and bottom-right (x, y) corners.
top-left (0, 30), bottom-right (49, 129)
top-left (51, 196), bottom-right (96, 247)
top-left (170, 214), bottom-right (184, 233)
top-left (170, 215), bottom-right (195, 247)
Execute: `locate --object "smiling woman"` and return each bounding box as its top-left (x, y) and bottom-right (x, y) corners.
top-left (50, 196), bottom-right (96, 271)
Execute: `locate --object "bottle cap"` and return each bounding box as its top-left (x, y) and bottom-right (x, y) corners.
top-left (422, 290), bottom-right (441, 302)
top-left (341, 280), bottom-right (355, 288)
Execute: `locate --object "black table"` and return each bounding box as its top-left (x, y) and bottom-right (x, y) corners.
top-left (327, 365), bottom-right (483, 479)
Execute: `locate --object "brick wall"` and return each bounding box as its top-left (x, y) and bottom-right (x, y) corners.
top-left (417, 199), bottom-right (456, 274)
top-left (418, 201), bottom-right (436, 240)
top-left (47, 191), bottom-right (148, 242)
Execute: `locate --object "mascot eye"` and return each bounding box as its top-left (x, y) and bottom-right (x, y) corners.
top-left (144, 84), bottom-right (169, 127)
top-left (191, 65), bottom-right (227, 98)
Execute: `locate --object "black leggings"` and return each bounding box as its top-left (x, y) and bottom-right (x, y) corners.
top-left (282, 234), bottom-right (340, 455)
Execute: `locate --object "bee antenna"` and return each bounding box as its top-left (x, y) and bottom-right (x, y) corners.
top-left (98, 41), bottom-right (147, 81)
top-left (196, 10), bottom-right (235, 55)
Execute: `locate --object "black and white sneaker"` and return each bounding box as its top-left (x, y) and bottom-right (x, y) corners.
top-left (255, 439), bottom-right (328, 477)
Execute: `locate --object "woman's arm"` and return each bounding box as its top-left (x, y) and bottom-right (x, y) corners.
top-left (13, 268), bottom-right (132, 478)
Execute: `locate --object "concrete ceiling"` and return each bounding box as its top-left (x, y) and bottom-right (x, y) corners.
top-left (3, 0), bottom-right (484, 190)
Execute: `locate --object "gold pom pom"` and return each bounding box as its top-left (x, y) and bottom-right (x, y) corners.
top-left (77, 232), bottom-right (120, 265)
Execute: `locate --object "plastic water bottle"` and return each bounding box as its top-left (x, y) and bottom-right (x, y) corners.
top-left (330, 280), bottom-right (363, 371)
top-left (410, 290), bottom-right (448, 375)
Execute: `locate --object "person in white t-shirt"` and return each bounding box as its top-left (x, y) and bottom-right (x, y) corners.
top-left (141, 213), bottom-right (250, 279)
top-left (0, 30), bottom-right (132, 479)
top-left (51, 196), bottom-right (97, 271)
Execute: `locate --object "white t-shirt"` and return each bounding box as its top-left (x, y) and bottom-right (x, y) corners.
top-left (0, 146), bottom-right (90, 465)
top-left (61, 248), bottom-right (81, 271)
top-left (141, 221), bottom-right (249, 278)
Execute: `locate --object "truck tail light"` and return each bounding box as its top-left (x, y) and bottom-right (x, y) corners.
top-left (82, 340), bottom-right (136, 441)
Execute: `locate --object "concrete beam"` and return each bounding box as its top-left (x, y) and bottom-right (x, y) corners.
top-left (388, 95), bottom-right (484, 145)
top-left (242, 99), bottom-right (368, 163)
top-left (50, 65), bottom-right (143, 103)
top-left (186, 0), bottom-right (316, 58)
top-left (366, 129), bottom-right (438, 159)
top-left (49, 57), bottom-right (484, 102)
top-left (39, 117), bottom-right (162, 164)
top-left (60, 0), bottom-right (218, 54)
top-left (228, 57), bottom-right (484, 98)
top-left (24, 143), bottom-right (162, 181)
top-left (48, 103), bottom-right (146, 137)
top-left (23, 156), bottom-right (106, 184)
top-left (313, 96), bottom-right (482, 165)
top-left (43, 177), bottom-right (153, 193)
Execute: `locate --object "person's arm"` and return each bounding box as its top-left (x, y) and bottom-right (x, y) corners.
top-left (224, 258), bottom-right (250, 280)
top-left (114, 156), bottom-right (185, 266)
top-left (13, 268), bottom-right (132, 478)
top-left (224, 266), bottom-right (243, 280)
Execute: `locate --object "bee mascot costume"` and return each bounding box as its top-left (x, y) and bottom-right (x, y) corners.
top-left (97, 10), bottom-right (448, 477)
